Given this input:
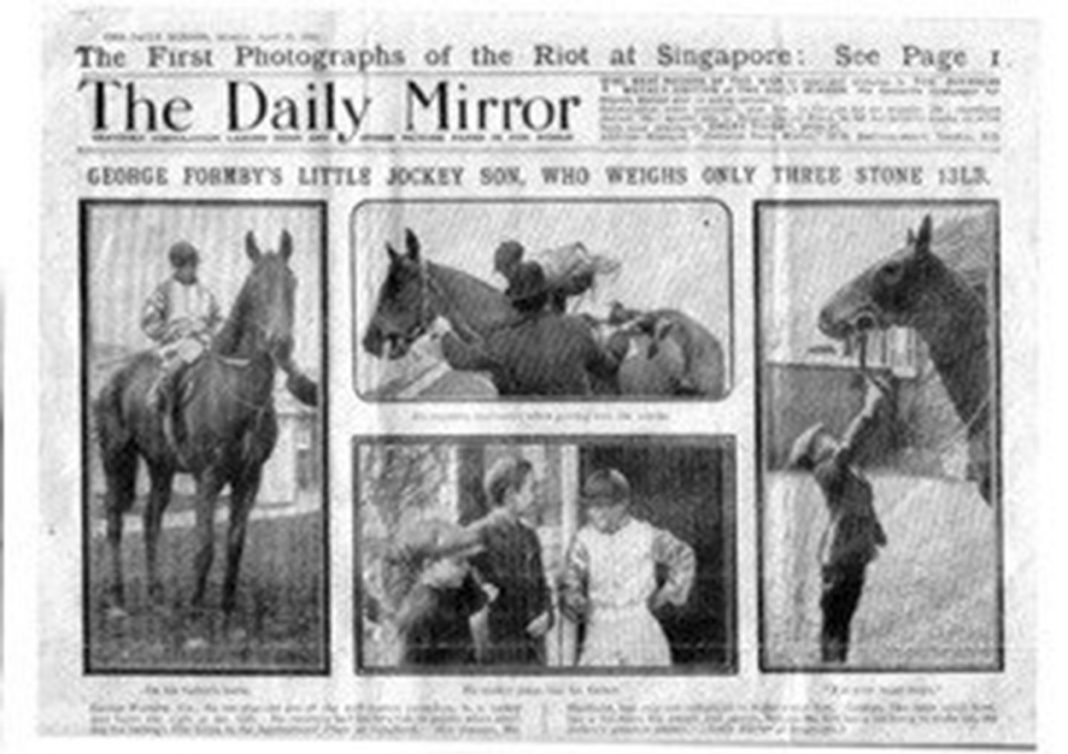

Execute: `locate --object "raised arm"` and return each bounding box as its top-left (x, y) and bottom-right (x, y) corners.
top-left (835, 374), bottom-right (892, 467)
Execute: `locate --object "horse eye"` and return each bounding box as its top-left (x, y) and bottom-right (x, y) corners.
top-left (878, 262), bottom-right (904, 284)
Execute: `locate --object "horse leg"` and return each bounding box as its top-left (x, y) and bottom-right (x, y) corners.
top-left (101, 444), bottom-right (138, 615)
top-left (191, 470), bottom-right (225, 609)
top-left (222, 466), bottom-right (262, 616)
top-left (142, 463), bottom-right (174, 606)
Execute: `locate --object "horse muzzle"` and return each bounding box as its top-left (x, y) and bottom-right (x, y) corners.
top-left (362, 325), bottom-right (412, 360)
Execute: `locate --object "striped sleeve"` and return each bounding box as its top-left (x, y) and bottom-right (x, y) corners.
top-left (140, 282), bottom-right (170, 343)
top-left (560, 531), bottom-right (591, 622)
top-left (651, 526), bottom-right (696, 607)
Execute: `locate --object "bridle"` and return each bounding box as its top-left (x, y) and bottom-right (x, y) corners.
top-left (207, 317), bottom-right (294, 413)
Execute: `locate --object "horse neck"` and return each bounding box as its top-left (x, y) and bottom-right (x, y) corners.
top-left (426, 262), bottom-right (511, 336)
top-left (211, 306), bottom-right (277, 392)
top-left (909, 264), bottom-right (990, 423)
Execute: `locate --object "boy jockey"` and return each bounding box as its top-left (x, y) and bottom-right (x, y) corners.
top-left (788, 374), bottom-right (891, 664)
top-left (560, 468), bottom-right (695, 666)
top-left (142, 240), bottom-right (221, 413)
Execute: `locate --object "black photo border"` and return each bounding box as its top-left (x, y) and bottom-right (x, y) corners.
top-left (80, 198), bottom-right (331, 677)
top-left (753, 198), bottom-right (1004, 674)
top-left (350, 197), bottom-right (735, 403)
top-left (352, 433), bottom-right (738, 677)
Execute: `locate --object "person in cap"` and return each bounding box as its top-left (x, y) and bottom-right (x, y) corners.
top-left (787, 374), bottom-right (891, 664)
top-left (560, 468), bottom-right (696, 667)
top-left (382, 517), bottom-right (493, 667)
top-left (494, 239), bottom-right (620, 315)
top-left (439, 262), bottom-right (620, 396)
top-left (468, 456), bottom-right (554, 665)
top-left (141, 240), bottom-right (221, 413)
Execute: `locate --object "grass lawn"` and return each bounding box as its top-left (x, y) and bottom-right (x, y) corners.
top-left (87, 509), bottom-right (326, 673)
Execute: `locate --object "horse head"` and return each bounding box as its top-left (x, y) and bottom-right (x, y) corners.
top-left (226, 230), bottom-right (297, 364)
top-left (818, 214), bottom-right (947, 342)
top-left (363, 228), bottom-right (434, 360)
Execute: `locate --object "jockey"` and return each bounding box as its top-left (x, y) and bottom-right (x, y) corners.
top-left (494, 239), bottom-right (620, 314)
top-left (142, 240), bottom-right (222, 413)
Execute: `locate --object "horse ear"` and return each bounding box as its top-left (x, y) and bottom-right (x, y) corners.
top-left (405, 229), bottom-right (421, 261)
top-left (386, 243), bottom-right (400, 263)
top-left (916, 215), bottom-right (933, 251)
top-left (245, 231), bottom-right (261, 261)
top-left (278, 230), bottom-right (293, 261)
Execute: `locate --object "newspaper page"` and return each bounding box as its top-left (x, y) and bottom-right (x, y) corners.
top-left (36, 8), bottom-right (1037, 748)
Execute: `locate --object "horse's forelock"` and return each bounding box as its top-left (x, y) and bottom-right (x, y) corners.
top-left (381, 254), bottom-right (423, 302)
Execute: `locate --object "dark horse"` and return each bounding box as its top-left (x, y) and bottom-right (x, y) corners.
top-left (362, 228), bottom-right (515, 361)
top-left (94, 230), bottom-right (297, 616)
top-left (818, 214), bottom-right (994, 505)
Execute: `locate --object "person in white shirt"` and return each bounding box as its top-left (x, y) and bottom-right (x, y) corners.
top-left (561, 468), bottom-right (696, 666)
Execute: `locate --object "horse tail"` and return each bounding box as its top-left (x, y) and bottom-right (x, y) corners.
top-left (93, 374), bottom-right (139, 514)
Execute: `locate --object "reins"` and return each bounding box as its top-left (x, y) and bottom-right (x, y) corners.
top-left (197, 319), bottom-right (288, 414)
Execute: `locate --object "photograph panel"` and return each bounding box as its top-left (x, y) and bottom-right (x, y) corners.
top-left (352, 200), bottom-right (733, 401)
top-left (355, 436), bottom-right (736, 674)
top-left (756, 201), bottom-right (1001, 671)
top-left (82, 201), bottom-right (328, 673)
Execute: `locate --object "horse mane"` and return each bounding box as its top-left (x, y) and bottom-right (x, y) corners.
top-left (427, 261), bottom-right (504, 299)
top-left (426, 260), bottom-right (515, 332)
top-left (210, 282), bottom-right (251, 358)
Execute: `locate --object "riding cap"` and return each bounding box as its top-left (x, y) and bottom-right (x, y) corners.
top-left (396, 518), bottom-right (484, 562)
top-left (787, 423), bottom-right (837, 469)
top-left (494, 240), bottom-right (526, 272)
top-left (506, 262), bottom-right (550, 304)
top-left (168, 241), bottom-right (200, 267)
top-left (581, 468), bottom-right (632, 507)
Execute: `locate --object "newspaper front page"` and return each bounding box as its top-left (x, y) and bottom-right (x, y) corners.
top-left (37, 8), bottom-right (1037, 747)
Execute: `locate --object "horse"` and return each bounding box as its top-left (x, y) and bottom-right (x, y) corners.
top-left (362, 229), bottom-right (516, 361)
top-left (601, 303), bottom-right (727, 398)
top-left (817, 214), bottom-right (994, 505)
top-left (93, 230), bottom-right (299, 617)
top-left (363, 229), bottom-right (727, 399)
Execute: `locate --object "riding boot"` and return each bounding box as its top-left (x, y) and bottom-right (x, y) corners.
top-left (150, 362), bottom-right (181, 417)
